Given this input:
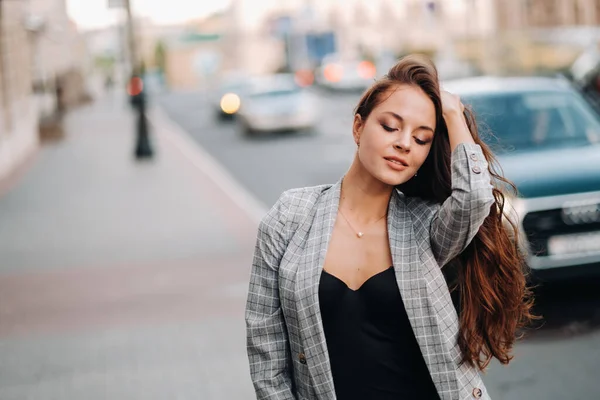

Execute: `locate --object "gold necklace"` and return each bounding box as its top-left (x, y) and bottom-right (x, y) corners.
top-left (338, 208), bottom-right (387, 238)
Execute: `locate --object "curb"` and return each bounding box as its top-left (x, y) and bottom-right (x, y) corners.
top-left (148, 106), bottom-right (268, 225)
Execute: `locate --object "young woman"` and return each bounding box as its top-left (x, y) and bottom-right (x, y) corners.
top-left (245, 55), bottom-right (534, 400)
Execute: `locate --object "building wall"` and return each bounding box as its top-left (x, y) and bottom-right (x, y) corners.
top-left (464, 0), bottom-right (600, 74)
top-left (27, 0), bottom-right (88, 116)
top-left (28, 0), bottom-right (83, 82)
top-left (220, 0), bottom-right (600, 77)
top-left (496, 0), bottom-right (600, 30)
top-left (164, 45), bottom-right (204, 89)
top-left (0, 0), bottom-right (39, 181)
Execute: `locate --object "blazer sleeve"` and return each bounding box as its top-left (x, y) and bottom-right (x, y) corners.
top-left (245, 193), bottom-right (297, 400)
top-left (430, 142), bottom-right (495, 266)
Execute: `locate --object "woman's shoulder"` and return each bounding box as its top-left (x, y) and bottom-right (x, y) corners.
top-left (259, 184), bottom-right (332, 237)
top-left (280, 184), bottom-right (331, 203)
top-left (274, 184), bottom-right (332, 216)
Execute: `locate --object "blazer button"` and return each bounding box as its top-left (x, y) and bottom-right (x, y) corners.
top-left (470, 153), bottom-right (478, 161)
top-left (298, 352), bottom-right (307, 365)
top-left (472, 388), bottom-right (483, 399)
top-left (472, 165), bottom-right (482, 174)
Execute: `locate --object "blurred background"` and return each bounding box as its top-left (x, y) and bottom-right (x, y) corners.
top-left (1, 0), bottom-right (600, 399)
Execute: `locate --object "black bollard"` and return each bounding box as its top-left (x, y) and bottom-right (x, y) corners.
top-left (134, 85), bottom-right (153, 159)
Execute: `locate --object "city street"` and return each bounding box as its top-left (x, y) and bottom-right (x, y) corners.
top-left (1, 0), bottom-right (599, 398)
top-left (160, 88), bottom-right (600, 400)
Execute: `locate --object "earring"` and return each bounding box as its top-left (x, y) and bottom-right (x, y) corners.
top-left (415, 171), bottom-right (418, 177)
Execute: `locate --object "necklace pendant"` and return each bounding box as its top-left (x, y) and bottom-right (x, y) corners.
top-left (357, 232), bottom-right (364, 238)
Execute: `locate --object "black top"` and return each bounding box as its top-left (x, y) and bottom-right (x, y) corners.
top-left (319, 266), bottom-right (440, 400)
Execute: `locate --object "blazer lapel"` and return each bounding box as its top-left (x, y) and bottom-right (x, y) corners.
top-left (388, 190), bottom-right (458, 400)
top-left (295, 179), bottom-right (341, 399)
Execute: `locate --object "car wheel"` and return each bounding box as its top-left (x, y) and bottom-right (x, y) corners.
top-left (241, 122), bottom-right (256, 137)
top-left (217, 111), bottom-right (234, 121)
top-left (299, 124), bottom-right (316, 135)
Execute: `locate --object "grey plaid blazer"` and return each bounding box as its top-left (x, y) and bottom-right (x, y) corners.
top-left (246, 143), bottom-right (495, 400)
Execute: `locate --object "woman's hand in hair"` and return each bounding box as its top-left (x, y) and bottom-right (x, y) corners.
top-left (441, 90), bottom-right (465, 118)
top-left (440, 90), bottom-right (474, 150)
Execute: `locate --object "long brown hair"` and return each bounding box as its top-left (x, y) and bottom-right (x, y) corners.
top-left (354, 54), bottom-right (536, 371)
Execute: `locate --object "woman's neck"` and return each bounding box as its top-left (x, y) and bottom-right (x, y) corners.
top-left (340, 157), bottom-right (394, 223)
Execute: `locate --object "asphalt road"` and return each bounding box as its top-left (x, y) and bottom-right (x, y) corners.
top-left (158, 88), bottom-right (359, 207)
top-left (159, 89), bottom-right (600, 400)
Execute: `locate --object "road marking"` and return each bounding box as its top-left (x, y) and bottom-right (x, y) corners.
top-left (148, 106), bottom-right (268, 225)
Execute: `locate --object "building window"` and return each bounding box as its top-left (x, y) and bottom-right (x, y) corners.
top-left (498, 0), bottom-right (513, 30)
top-left (574, 0), bottom-right (582, 25)
top-left (525, 0), bottom-right (545, 27)
top-left (542, 0), bottom-right (557, 26)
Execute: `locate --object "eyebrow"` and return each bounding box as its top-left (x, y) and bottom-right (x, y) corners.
top-left (383, 111), bottom-right (434, 134)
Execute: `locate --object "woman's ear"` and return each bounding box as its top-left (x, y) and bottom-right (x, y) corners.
top-left (353, 114), bottom-right (363, 146)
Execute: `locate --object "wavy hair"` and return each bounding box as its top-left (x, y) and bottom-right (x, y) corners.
top-left (354, 54), bottom-right (536, 370)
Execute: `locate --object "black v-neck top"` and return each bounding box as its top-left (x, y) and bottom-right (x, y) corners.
top-left (319, 267), bottom-right (440, 400)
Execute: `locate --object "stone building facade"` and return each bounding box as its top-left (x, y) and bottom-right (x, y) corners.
top-left (0, 0), bottom-right (38, 181)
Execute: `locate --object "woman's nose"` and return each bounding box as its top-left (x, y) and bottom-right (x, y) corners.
top-left (393, 131), bottom-right (411, 152)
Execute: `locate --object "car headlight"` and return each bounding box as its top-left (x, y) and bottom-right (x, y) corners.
top-left (357, 61), bottom-right (376, 79)
top-left (220, 93), bottom-right (241, 114)
top-left (503, 195), bottom-right (525, 226)
top-left (502, 196), bottom-right (531, 254)
top-left (323, 63), bottom-right (344, 83)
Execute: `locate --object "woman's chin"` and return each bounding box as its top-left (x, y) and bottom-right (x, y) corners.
top-left (373, 169), bottom-right (412, 187)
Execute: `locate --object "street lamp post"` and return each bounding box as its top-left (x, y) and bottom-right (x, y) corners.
top-left (123, 0), bottom-right (153, 159)
top-left (123, 0), bottom-right (137, 75)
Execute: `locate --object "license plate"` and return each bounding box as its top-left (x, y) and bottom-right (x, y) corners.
top-left (548, 231), bottom-right (600, 256)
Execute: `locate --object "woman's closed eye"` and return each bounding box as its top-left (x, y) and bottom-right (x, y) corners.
top-left (381, 123), bottom-right (397, 132)
top-left (382, 123), bottom-right (430, 145)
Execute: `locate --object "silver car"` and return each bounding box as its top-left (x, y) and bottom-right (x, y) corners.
top-left (237, 74), bottom-right (319, 136)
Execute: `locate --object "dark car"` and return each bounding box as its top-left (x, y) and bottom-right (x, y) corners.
top-left (445, 76), bottom-right (600, 280)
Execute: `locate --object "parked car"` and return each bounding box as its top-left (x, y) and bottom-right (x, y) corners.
top-left (444, 76), bottom-right (600, 280)
top-left (314, 56), bottom-right (376, 92)
top-left (237, 74), bottom-right (319, 136)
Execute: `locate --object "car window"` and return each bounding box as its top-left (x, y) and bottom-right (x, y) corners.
top-left (221, 81), bottom-right (247, 93)
top-left (248, 88), bottom-right (300, 99)
top-left (463, 91), bottom-right (600, 152)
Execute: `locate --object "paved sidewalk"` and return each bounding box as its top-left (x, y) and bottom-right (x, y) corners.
top-left (0, 93), bottom-right (258, 399)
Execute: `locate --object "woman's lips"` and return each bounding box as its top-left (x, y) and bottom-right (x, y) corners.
top-left (384, 157), bottom-right (408, 171)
